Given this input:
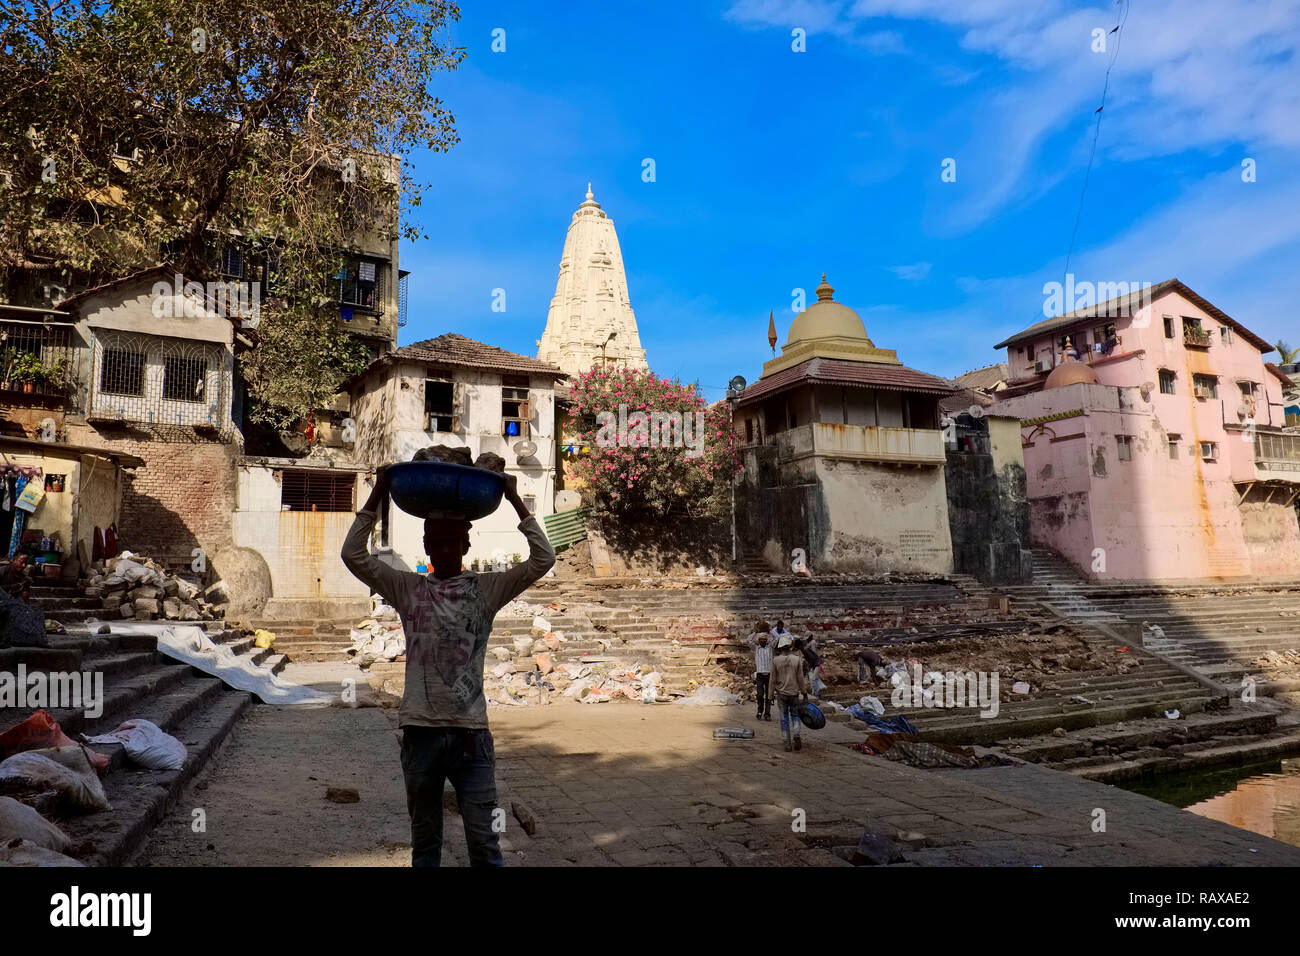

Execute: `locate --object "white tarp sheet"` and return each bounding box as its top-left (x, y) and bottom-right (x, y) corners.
top-left (108, 623), bottom-right (333, 707)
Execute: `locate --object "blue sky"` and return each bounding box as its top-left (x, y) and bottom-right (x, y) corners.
top-left (400, 0), bottom-right (1300, 399)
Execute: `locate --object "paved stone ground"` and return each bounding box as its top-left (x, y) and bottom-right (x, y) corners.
top-left (486, 702), bottom-right (1300, 867)
top-left (138, 671), bottom-right (1300, 867)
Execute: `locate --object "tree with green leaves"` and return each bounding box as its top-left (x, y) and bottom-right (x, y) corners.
top-left (1275, 340), bottom-right (1299, 365)
top-left (0, 0), bottom-right (464, 425)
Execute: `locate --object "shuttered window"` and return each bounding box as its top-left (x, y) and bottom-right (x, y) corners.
top-left (280, 470), bottom-right (355, 512)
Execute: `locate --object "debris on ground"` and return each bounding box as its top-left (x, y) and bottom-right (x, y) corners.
top-left (325, 787), bottom-right (360, 804)
top-left (82, 551), bottom-right (219, 623)
top-left (346, 596), bottom-right (406, 667)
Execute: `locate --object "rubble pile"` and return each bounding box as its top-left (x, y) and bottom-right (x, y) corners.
top-left (1253, 648), bottom-right (1300, 674)
top-left (347, 597), bottom-right (406, 667)
top-left (82, 552), bottom-right (219, 622)
top-left (485, 613), bottom-right (663, 706)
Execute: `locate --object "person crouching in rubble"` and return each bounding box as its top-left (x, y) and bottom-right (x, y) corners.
top-left (856, 648), bottom-right (889, 686)
top-left (771, 635), bottom-right (810, 752)
top-left (341, 465), bottom-right (555, 867)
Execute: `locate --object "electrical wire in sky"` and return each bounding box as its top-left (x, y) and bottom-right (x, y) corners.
top-left (1063, 0), bottom-right (1131, 284)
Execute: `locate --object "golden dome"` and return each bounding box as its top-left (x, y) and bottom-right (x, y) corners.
top-left (786, 274), bottom-right (873, 347)
top-left (1045, 358), bottom-right (1101, 389)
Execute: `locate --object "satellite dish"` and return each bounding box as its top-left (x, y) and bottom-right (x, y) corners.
top-left (726, 375), bottom-right (747, 399)
top-left (1139, 381), bottom-right (1155, 400)
top-left (513, 439), bottom-right (537, 459)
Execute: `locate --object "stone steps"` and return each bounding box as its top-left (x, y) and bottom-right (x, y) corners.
top-left (55, 688), bottom-right (254, 866)
top-left (1007, 709), bottom-right (1280, 764)
top-left (1064, 727), bottom-right (1300, 783)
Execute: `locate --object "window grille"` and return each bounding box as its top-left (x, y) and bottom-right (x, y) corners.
top-left (163, 355), bottom-right (206, 402)
top-left (337, 257), bottom-right (386, 312)
top-left (89, 331), bottom-right (230, 434)
top-left (398, 270), bottom-right (409, 327)
top-left (280, 469), bottom-right (356, 512)
top-left (100, 346), bottom-right (146, 396)
top-left (1158, 369), bottom-right (1176, 395)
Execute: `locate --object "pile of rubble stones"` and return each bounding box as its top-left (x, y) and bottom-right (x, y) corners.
top-left (81, 552), bottom-right (221, 623)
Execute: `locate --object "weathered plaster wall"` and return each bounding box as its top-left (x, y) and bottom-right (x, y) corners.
top-left (814, 457), bottom-right (952, 573)
top-left (231, 464), bottom-right (369, 602)
top-left (349, 362), bottom-right (558, 570)
top-left (1239, 490), bottom-right (1300, 580)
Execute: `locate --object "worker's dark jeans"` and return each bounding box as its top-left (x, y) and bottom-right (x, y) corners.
top-left (755, 673), bottom-right (771, 718)
top-left (400, 726), bottom-right (503, 868)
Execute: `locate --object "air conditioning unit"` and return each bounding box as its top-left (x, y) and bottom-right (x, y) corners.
top-left (1035, 358), bottom-right (1053, 373)
top-left (1193, 384), bottom-right (1213, 399)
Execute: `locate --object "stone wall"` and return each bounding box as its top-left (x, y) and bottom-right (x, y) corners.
top-left (945, 417), bottom-right (1032, 584)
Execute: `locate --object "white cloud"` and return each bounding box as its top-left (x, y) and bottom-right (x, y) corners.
top-left (889, 262), bottom-right (932, 280)
top-left (727, 0), bottom-right (1300, 225)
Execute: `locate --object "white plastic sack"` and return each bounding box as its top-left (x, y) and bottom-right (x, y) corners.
top-left (0, 750), bottom-right (111, 813)
top-left (85, 719), bottom-right (186, 771)
top-left (858, 695), bottom-right (885, 715)
top-left (0, 795), bottom-right (71, 852)
top-left (531, 615), bottom-right (552, 635)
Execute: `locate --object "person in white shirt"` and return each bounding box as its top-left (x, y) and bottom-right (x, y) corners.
top-left (746, 620), bottom-right (774, 720)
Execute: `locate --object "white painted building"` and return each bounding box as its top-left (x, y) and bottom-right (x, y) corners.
top-left (345, 334), bottom-right (566, 571)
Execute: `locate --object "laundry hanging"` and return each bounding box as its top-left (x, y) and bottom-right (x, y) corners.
top-left (7, 474), bottom-right (29, 559)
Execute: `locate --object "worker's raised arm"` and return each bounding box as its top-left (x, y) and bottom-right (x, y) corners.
top-left (476, 477), bottom-right (556, 612)
top-left (340, 466), bottom-right (410, 607)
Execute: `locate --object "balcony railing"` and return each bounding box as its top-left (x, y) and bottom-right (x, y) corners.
top-left (774, 423), bottom-right (946, 465)
top-left (1254, 432), bottom-right (1300, 474)
top-left (0, 321), bottom-right (76, 402)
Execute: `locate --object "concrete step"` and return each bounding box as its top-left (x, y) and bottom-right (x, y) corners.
top-left (1065, 728), bottom-right (1300, 783)
top-left (58, 688), bottom-right (255, 866)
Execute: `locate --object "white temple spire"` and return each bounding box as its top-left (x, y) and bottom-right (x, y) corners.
top-left (537, 185), bottom-right (648, 377)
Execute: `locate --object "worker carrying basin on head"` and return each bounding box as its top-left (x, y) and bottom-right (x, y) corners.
top-left (340, 449), bottom-right (555, 868)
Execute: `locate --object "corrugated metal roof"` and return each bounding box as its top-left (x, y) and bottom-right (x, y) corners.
top-left (736, 358), bottom-right (956, 406)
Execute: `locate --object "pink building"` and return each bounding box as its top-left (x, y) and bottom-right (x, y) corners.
top-left (990, 279), bottom-right (1300, 583)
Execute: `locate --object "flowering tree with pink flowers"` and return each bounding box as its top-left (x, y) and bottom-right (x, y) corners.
top-left (565, 367), bottom-right (741, 519)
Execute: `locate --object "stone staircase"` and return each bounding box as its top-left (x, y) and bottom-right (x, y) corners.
top-left (992, 549), bottom-right (1126, 624)
top-left (1002, 705), bottom-right (1300, 783)
top-left (0, 580), bottom-right (300, 864)
top-left (484, 579), bottom-right (1023, 695)
top-left (1085, 589), bottom-right (1300, 695)
top-left (245, 617), bottom-right (355, 663)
